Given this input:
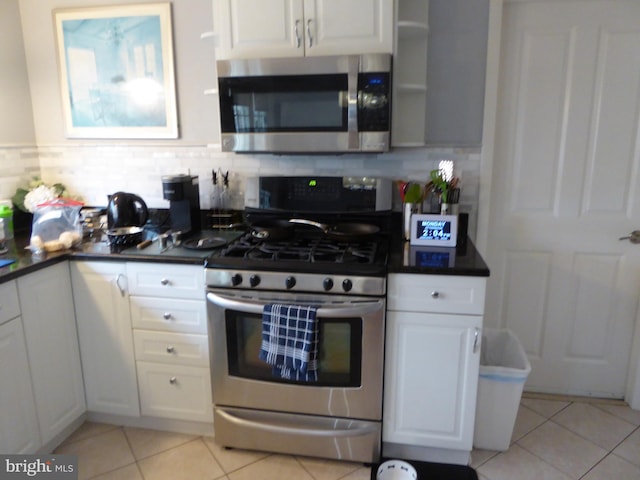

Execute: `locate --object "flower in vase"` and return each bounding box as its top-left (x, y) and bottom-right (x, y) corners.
top-left (426, 169), bottom-right (459, 204)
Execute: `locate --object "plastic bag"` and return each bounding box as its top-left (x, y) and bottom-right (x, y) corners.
top-left (30, 199), bottom-right (84, 253)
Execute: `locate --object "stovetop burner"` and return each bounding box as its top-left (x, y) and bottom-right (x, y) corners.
top-left (220, 232), bottom-right (379, 264)
top-left (206, 228), bottom-right (389, 277)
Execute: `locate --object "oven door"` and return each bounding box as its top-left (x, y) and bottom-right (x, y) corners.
top-left (206, 289), bottom-right (385, 421)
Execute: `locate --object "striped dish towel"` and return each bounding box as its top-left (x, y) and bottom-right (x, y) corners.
top-left (258, 304), bottom-right (319, 382)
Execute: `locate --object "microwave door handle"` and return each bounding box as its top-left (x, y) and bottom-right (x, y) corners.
top-left (206, 292), bottom-right (381, 318)
top-left (347, 56), bottom-right (359, 150)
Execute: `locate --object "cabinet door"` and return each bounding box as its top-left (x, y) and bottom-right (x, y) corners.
top-left (383, 311), bottom-right (481, 450)
top-left (214, 0), bottom-right (304, 59)
top-left (0, 318), bottom-right (40, 454)
top-left (71, 261), bottom-right (140, 417)
top-left (303, 0), bottom-right (393, 56)
top-left (18, 262), bottom-right (86, 446)
top-left (0, 281), bottom-right (21, 324)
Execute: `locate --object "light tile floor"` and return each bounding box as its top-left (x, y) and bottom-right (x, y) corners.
top-left (54, 396), bottom-right (640, 480)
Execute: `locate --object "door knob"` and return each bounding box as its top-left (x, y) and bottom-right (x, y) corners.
top-left (619, 230), bottom-right (640, 243)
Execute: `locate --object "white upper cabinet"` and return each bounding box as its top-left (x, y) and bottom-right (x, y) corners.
top-left (213, 0), bottom-right (393, 59)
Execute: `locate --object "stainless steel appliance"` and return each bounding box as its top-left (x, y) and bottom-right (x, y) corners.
top-left (161, 174), bottom-right (201, 233)
top-left (217, 54), bottom-right (391, 153)
top-left (205, 176), bottom-right (391, 463)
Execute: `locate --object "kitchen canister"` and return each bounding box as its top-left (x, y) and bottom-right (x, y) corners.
top-left (402, 202), bottom-right (421, 241)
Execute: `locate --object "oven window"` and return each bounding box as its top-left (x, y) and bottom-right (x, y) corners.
top-left (218, 74), bottom-right (348, 133)
top-left (225, 310), bottom-right (362, 387)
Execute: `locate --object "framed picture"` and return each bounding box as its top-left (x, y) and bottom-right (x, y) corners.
top-left (53, 3), bottom-right (178, 139)
top-left (410, 214), bottom-right (458, 247)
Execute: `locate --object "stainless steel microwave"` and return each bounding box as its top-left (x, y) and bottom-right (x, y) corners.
top-left (216, 54), bottom-right (391, 153)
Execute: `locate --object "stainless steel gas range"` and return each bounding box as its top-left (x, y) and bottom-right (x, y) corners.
top-left (205, 176), bottom-right (392, 463)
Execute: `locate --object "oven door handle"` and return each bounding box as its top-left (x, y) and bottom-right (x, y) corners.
top-left (206, 292), bottom-right (382, 318)
top-left (216, 408), bottom-right (378, 438)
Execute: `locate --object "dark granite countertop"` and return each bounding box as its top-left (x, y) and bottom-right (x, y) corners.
top-left (0, 230), bottom-right (244, 284)
top-left (386, 214), bottom-right (490, 277)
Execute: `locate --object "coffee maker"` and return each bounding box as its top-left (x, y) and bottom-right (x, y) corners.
top-left (161, 175), bottom-right (201, 233)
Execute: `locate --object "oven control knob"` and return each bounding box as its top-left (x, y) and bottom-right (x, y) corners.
top-left (323, 278), bottom-right (334, 291)
top-left (231, 273), bottom-right (243, 286)
top-left (250, 274), bottom-right (261, 287)
top-left (285, 276), bottom-right (296, 289)
top-left (342, 279), bottom-right (353, 292)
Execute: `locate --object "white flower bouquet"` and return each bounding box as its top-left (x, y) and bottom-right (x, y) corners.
top-left (12, 177), bottom-right (68, 213)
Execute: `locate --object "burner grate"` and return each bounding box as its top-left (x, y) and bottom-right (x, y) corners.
top-left (218, 232), bottom-right (379, 265)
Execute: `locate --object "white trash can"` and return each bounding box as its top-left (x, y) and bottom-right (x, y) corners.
top-left (473, 328), bottom-right (531, 451)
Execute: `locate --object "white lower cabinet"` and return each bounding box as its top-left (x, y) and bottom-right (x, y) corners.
top-left (0, 311), bottom-right (40, 454)
top-left (71, 261), bottom-right (140, 417)
top-left (72, 260), bottom-right (212, 429)
top-left (127, 262), bottom-right (213, 424)
top-left (383, 273), bottom-right (485, 464)
top-left (17, 263), bottom-right (86, 447)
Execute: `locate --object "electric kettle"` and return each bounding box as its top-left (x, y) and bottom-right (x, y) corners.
top-left (107, 192), bottom-right (149, 229)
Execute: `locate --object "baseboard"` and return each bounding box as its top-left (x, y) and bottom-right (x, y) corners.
top-left (86, 412), bottom-right (214, 437)
top-left (382, 442), bottom-right (471, 466)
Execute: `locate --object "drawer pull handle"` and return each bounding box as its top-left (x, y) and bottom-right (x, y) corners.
top-left (166, 346), bottom-right (175, 354)
top-left (169, 377), bottom-right (177, 385)
top-left (163, 312), bottom-right (172, 320)
top-left (431, 291), bottom-right (440, 299)
top-left (161, 278), bottom-right (170, 286)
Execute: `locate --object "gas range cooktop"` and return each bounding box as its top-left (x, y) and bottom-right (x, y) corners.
top-left (205, 229), bottom-right (389, 277)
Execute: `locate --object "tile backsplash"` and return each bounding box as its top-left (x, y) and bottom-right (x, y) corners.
top-left (2, 144), bottom-right (482, 238)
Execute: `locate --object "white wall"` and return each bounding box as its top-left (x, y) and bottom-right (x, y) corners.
top-left (0, 0), bottom-right (38, 201)
top-left (0, 0), bottom-right (35, 144)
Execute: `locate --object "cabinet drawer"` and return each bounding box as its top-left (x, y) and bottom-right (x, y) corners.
top-left (130, 296), bottom-right (207, 334)
top-left (133, 330), bottom-right (209, 366)
top-left (388, 274), bottom-right (486, 315)
top-left (126, 263), bottom-right (204, 299)
top-left (136, 361), bottom-right (213, 423)
top-left (0, 281), bottom-right (20, 325)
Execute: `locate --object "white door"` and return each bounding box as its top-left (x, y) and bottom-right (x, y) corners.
top-left (383, 311), bottom-right (481, 451)
top-left (485, 0), bottom-right (640, 398)
top-left (303, 0), bottom-right (393, 56)
top-left (71, 262), bottom-right (140, 416)
top-left (214, 0), bottom-right (304, 59)
top-left (0, 318), bottom-right (41, 454)
top-left (18, 263), bottom-right (86, 445)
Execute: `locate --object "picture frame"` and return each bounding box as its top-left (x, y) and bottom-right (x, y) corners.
top-left (53, 3), bottom-right (178, 139)
top-left (409, 214), bottom-right (458, 247)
